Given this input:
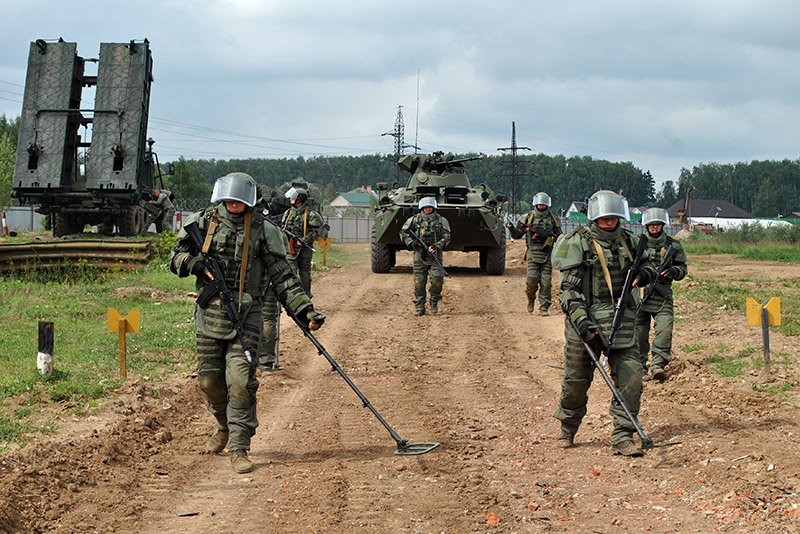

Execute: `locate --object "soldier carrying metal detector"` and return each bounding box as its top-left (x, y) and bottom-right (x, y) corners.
top-left (552, 190), bottom-right (679, 455)
top-left (282, 304), bottom-right (440, 455)
top-left (269, 228), bottom-right (316, 371)
top-left (568, 235), bottom-right (680, 451)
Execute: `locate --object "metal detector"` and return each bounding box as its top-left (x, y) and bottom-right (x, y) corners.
top-left (285, 307), bottom-right (440, 455)
top-left (569, 320), bottom-right (681, 450)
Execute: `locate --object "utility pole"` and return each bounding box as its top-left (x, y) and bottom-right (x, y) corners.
top-left (496, 121), bottom-right (535, 218)
top-left (382, 105), bottom-right (418, 181)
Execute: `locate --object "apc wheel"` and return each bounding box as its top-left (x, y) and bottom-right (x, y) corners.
top-left (485, 236), bottom-right (506, 275)
top-left (371, 226), bottom-right (392, 273)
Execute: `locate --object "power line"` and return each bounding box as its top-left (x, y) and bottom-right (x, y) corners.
top-left (496, 121), bottom-right (535, 218)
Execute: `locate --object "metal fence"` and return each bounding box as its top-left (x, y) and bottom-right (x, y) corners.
top-left (4, 207), bottom-right (682, 241)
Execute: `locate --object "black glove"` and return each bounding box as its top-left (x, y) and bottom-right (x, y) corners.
top-left (407, 241), bottom-right (415, 251)
top-left (306, 310), bottom-right (326, 328)
top-left (587, 333), bottom-right (606, 357)
top-left (186, 256), bottom-right (207, 277)
top-left (663, 266), bottom-right (682, 279)
top-left (575, 316), bottom-right (592, 340)
top-left (635, 265), bottom-right (657, 286)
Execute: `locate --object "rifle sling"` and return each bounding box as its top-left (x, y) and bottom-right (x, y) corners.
top-left (591, 235), bottom-right (633, 306)
top-left (238, 210), bottom-right (251, 314)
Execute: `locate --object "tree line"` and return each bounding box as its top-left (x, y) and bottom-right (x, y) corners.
top-left (1, 113), bottom-right (798, 217)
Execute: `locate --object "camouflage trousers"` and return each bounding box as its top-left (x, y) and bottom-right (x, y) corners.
top-left (154, 209), bottom-right (175, 233)
top-left (636, 297), bottom-right (675, 372)
top-left (554, 317), bottom-right (644, 445)
top-left (525, 259), bottom-right (553, 312)
top-left (195, 302), bottom-right (262, 452)
top-left (412, 250), bottom-right (444, 311)
top-left (257, 287), bottom-right (279, 369)
top-left (287, 247), bottom-right (313, 297)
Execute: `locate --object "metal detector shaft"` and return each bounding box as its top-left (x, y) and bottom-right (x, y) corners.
top-left (285, 308), bottom-right (439, 455)
top-left (273, 300), bottom-right (282, 370)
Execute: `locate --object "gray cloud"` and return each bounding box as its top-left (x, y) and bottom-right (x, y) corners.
top-left (2, 0), bottom-right (799, 187)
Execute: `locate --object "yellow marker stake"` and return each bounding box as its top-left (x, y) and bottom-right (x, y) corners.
top-left (108, 307), bottom-right (140, 378)
top-left (746, 298), bottom-right (781, 373)
top-left (317, 236), bottom-right (332, 266)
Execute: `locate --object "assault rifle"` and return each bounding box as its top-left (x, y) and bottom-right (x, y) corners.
top-left (404, 228), bottom-right (451, 277)
top-left (283, 229), bottom-right (316, 252)
top-left (637, 244), bottom-right (677, 313)
top-left (183, 221), bottom-right (255, 365)
top-left (600, 233), bottom-right (649, 366)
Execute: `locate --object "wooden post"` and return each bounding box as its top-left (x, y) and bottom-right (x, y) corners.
top-left (761, 307), bottom-right (771, 373)
top-left (37, 321), bottom-right (54, 375)
top-left (108, 308), bottom-right (139, 379)
top-left (118, 318), bottom-right (127, 378)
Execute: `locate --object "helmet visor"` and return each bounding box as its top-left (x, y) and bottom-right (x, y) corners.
top-left (211, 175), bottom-right (257, 207)
top-left (587, 193), bottom-right (629, 221)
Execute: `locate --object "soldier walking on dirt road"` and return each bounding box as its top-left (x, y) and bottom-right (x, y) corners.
top-left (636, 207), bottom-right (687, 382)
top-left (506, 192), bottom-right (562, 315)
top-left (170, 173), bottom-right (325, 474)
top-left (550, 190), bottom-right (656, 457)
top-left (281, 187), bottom-right (323, 297)
top-left (401, 197), bottom-right (451, 316)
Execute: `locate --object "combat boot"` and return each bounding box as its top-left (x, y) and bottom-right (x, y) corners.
top-left (651, 367), bottom-right (667, 381)
top-left (430, 301), bottom-right (438, 314)
top-left (527, 301), bottom-right (535, 314)
top-left (540, 307), bottom-right (549, 316)
top-left (612, 440), bottom-right (644, 457)
top-left (230, 450), bottom-right (253, 473)
top-left (205, 429), bottom-right (229, 454)
top-left (556, 429), bottom-right (575, 448)
top-left (414, 308), bottom-right (425, 316)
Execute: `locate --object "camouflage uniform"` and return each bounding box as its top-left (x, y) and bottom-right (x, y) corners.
top-left (636, 231), bottom-right (687, 378)
top-left (255, 196), bottom-right (291, 371)
top-left (551, 221), bottom-right (654, 448)
top-left (154, 191), bottom-right (175, 232)
top-left (171, 203), bottom-right (315, 453)
top-left (508, 208), bottom-right (562, 313)
top-left (281, 203), bottom-right (323, 296)
top-left (400, 211), bottom-right (451, 315)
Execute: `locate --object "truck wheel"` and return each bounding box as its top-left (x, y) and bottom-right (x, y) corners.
top-left (479, 250), bottom-right (487, 270)
top-left (485, 236), bottom-right (506, 275)
top-left (53, 213), bottom-right (75, 237)
top-left (371, 226), bottom-right (392, 273)
top-left (98, 219), bottom-right (115, 235)
top-left (119, 206), bottom-right (143, 236)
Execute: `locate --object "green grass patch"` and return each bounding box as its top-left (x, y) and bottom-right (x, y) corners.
top-left (681, 343), bottom-right (705, 353)
top-left (752, 381), bottom-right (795, 403)
top-left (0, 241), bottom-right (360, 448)
top-left (312, 243), bottom-right (368, 273)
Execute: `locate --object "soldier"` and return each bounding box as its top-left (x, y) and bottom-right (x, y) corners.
top-left (170, 173), bottom-right (325, 473)
top-left (149, 188), bottom-right (176, 232)
top-left (256, 188), bottom-right (292, 373)
top-left (636, 207), bottom-right (688, 382)
top-left (506, 192), bottom-right (562, 315)
top-left (551, 190), bottom-right (656, 456)
top-left (400, 197), bottom-right (451, 316)
top-left (281, 187), bottom-right (323, 296)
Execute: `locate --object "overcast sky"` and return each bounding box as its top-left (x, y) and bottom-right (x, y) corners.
top-left (1, 0), bottom-right (799, 188)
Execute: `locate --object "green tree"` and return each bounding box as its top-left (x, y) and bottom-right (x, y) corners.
top-left (0, 133), bottom-right (15, 209)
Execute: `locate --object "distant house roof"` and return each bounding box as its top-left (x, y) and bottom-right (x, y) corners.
top-left (330, 192), bottom-right (374, 209)
top-left (666, 199), bottom-right (751, 218)
top-left (780, 211), bottom-right (800, 219)
top-left (567, 201), bottom-right (586, 213)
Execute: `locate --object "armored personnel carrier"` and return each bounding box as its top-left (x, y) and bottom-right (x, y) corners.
top-left (372, 152), bottom-right (507, 275)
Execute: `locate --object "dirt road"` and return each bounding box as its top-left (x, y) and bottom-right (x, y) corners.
top-left (2, 241), bottom-right (799, 533)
